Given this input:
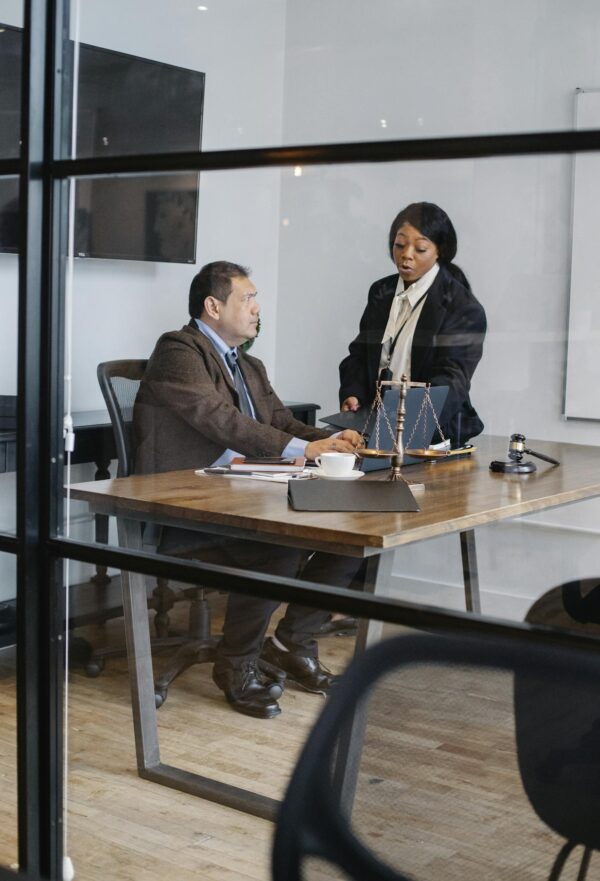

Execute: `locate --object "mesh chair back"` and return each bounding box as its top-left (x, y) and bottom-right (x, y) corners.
top-left (97, 360), bottom-right (147, 477)
top-left (272, 630), bottom-right (600, 881)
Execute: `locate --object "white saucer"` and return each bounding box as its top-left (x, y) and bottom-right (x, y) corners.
top-left (315, 469), bottom-right (365, 481)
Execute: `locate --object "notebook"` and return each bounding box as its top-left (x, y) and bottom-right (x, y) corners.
top-left (320, 386), bottom-right (449, 471)
top-left (229, 456), bottom-right (306, 472)
top-left (288, 478), bottom-right (420, 512)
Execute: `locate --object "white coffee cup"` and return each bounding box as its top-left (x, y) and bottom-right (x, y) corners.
top-left (315, 452), bottom-right (356, 476)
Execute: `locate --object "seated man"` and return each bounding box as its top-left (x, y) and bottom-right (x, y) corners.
top-left (133, 261), bottom-right (364, 719)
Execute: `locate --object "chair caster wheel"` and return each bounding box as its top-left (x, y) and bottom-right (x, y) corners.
top-left (155, 691), bottom-right (167, 708)
top-left (84, 658), bottom-right (105, 678)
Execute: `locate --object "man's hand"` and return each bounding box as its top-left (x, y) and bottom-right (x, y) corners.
top-left (337, 429), bottom-right (364, 449)
top-left (305, 435), bottom-right (360, 460)
top-left (341, 396), bottom-right (360, 412)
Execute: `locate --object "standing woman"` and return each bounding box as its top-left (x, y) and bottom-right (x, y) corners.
top-left (338, 202), bottom-right (486, 445)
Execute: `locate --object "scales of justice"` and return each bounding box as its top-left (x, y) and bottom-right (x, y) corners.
top-left (358, 374), bottom-right (449, 482)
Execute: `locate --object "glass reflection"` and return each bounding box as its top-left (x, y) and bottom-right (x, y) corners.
top-left (66, 40), bottom-right (204, 160)
top-left (73, 174), bottom-right (199, 264)
top-left (0, 23), bottom-right (21, 160)
top-left (0, 178), bottom-right (18, 255)
top-left (0, 187), bottom-right (17, 535)
top-left (0, 553), bottom-right (17, 871)
top-left (3, 2), bottom-right (600, 159)
top-left (62, 0), bottom-right (600, 151)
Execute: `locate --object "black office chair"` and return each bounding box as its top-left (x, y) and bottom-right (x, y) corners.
top-left (92, 360), bottom-right (218, 704)
top-left (521, 577), bottom-right (600, 880)
top-left (272, 627), bottom-right (600, 881)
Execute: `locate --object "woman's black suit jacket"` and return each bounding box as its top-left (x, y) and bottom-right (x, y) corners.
top-left (338, 264), bottom-right (487, 445)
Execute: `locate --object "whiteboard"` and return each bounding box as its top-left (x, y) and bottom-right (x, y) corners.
top-left (564, 89), bottom-right (600, 418)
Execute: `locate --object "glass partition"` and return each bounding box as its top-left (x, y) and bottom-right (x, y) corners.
top-left (0, 16), bottom-right (20, 540)
top-left (0, 553), bottom-right (18, 872)
top-left (40, 0), bottom-right (598, 157)
top-left (59, 153), bottom-right (600, 634)
top-left (0, 246), bottom-right (17, 535)
top-left (10, 0), bottom-right (599, 874)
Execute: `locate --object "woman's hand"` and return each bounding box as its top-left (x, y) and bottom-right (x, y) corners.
top-left (341, 396), bottom-right (360, 412)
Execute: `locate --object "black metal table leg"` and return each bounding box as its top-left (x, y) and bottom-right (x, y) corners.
top-left (118, 517), bottom-right (279, 820)
top-left (460, 529), bottom-right (482, 613)
top-left (331, 551), bottom-right (395, 813)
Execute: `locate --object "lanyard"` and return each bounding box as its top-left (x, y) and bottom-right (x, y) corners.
top-left (383, 289), bottom-right (429, 368)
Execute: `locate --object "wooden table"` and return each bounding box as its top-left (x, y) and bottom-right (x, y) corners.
top-left (69, 435), bottom-right (600, 819)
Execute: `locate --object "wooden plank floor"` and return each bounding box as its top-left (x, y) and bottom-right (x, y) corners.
top-left (0, 599), bottom-right (591, 881)
top-left (0, 600), bottom-right (356, 881)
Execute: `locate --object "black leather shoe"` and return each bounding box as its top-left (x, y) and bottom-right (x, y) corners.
top-left (260, 637), bottom-right (339, 695)
top-left (317, 615), bottom-right (358, 637)
top-left (212, 659), bottom-right (282, 719)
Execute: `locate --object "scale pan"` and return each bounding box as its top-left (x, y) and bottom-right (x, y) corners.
top-left (359, 448), bottom-right (395, 459)
top-left (405, 448), bottom-right (451, 459)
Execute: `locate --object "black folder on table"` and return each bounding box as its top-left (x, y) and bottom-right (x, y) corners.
top-left (288, 479), bottom-right (420, 512)
top-left (320, 386), bottom-right (449, 471)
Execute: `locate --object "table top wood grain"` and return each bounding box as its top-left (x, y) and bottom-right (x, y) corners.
top-left (68, 436), bottom-right (600, 557)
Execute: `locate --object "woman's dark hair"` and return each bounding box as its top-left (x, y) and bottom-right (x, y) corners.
top-left (189, 260), bottom-right (250, 318)
top-left (388, 202), bottom-right (470, 289)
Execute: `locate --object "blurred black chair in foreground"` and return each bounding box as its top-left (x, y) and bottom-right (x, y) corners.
top-left (94, 360), bottom-right (217, 704)
top-left (522, 577), bottom-right (600, 880)
top-left (273, 623), bottom-right (600, 881)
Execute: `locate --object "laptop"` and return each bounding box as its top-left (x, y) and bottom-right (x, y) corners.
top-left (320, 386), bottom-right (449, 471)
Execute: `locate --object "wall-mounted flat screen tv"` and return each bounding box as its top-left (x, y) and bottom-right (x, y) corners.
top-left (0, 25), bottom-right (204, 263)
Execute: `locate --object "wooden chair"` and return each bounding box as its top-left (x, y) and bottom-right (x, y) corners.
top-left (93, 360), bottom-right (217, 705)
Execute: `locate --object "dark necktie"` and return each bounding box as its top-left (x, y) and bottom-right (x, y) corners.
top-left (225, 350), bottom-right (254, 417)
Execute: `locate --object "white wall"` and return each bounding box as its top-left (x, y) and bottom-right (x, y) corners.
top-left (275, 0), bottom-right (600, 425)
top-left (279, 0), bottom-right (600, 144)
top-left (386, 508), bottom-right (600, 622)
top-left (0, 2), bottom-right (22, 25)
top-left (274, 0), bottom-right (600, 616)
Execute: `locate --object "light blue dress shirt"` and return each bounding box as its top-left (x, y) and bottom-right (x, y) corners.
top-left (194, 318), bottom-right (307, 464)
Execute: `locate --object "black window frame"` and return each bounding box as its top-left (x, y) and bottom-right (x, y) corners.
top-left (2, 0), bottom-right (600, 877)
